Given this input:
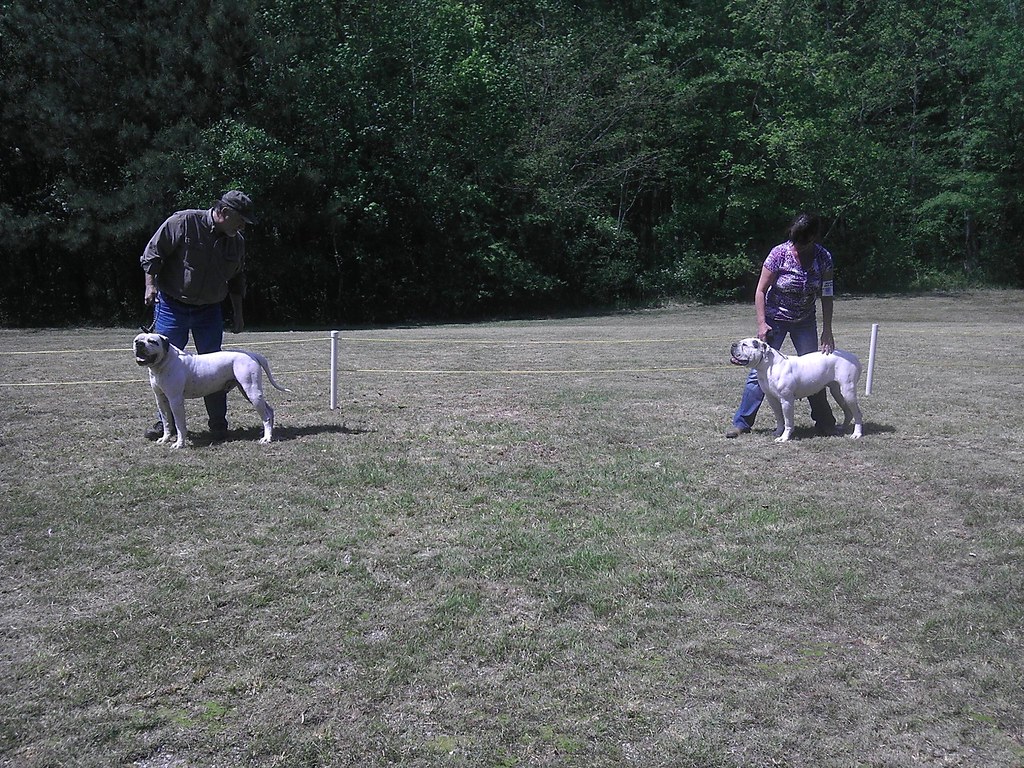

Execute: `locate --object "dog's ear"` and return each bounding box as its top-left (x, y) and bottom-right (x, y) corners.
top-left (158, 335), bottom-right (169, 354)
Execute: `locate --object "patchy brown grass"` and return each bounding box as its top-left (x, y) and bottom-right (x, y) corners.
top-left (1, 290), bottom-right (1022, 767)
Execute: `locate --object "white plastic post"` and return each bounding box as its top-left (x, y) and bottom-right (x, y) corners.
top-left (330, 330), bottom-right (339, 410)
top-left (865, 323), bottom-right (879, 395)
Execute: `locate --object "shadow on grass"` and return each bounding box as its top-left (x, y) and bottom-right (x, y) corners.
top-left (204, 423), bottom-right (374, 444)
top-left (274, 423), bottom-right (375, 441)
top-left (859, 421), bottom-right (897, 436)
top-left (748, 421), bottom-right (897, 441)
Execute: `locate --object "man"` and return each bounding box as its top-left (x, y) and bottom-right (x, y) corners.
top-left (140, 190), bottom-right (256, 440)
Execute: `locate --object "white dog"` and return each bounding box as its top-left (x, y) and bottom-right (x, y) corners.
top-left (134, 333), bottom-right (291, 448)
top-left (730, 337), bottom-right (863, 442)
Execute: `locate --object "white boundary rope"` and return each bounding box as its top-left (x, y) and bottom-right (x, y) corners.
top-left (324, 325), bottom-right (885, 409)
top-left (0, 328), bottom-right (885, 407)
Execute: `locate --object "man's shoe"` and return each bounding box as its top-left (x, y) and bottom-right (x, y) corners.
top-left (815, 424), bottom-right (843, 437)
top-left (208, 427), bottom-right (229, 443)
top-left (144, 421), bottom-right (164, 440)
top-left (725, 425), bottom-right (751, 438)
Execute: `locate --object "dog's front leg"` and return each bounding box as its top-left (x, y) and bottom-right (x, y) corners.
top-left (773, 395), bottom-right (796, 443)
top-left (154, 391), bottom-right (177, 445)
top-left (166, 396), bottom-right (189, 449)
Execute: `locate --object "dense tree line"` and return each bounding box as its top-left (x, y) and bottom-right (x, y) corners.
top-left (2, 0), bottom-right (1022, 326)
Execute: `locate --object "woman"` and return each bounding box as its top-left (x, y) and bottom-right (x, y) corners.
top-left (726, 212), bottom-right (839, 438)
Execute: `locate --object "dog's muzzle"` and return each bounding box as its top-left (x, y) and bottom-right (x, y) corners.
top-left (730, 343), bottom-right (750, 366)
top-left (135, 341), bottom-right (156, 366)
top-left (730, 339), bottom-right (766, 367)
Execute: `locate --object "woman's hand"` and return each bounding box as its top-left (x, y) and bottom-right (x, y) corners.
top-left (820, 331), bottom-right (835, 354)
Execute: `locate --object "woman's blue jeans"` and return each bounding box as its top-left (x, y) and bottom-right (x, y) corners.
top-left (732, 317), bottom-right (836, 431)
top-left (154, 293), bottom-right (228, 432)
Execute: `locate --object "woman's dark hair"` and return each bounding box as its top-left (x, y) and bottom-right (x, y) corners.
top-left (787, 212), bottom-right (822, 244)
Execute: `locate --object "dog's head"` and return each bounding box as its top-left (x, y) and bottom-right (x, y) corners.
top-left (730, 337), bottom-right (770, 368)
top-left (133, 333), bottom-right (170, 367)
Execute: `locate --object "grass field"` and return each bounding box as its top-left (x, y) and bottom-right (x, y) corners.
top-left (2, 290), bottom-right (1022, 768)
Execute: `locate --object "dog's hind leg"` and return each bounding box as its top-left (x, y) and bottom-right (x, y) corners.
top-left (844, 389), bottom-right (863, 439)
top-left (238, 383), bottom-right (275, 443)
top-left (827, 382), bottom-right (852, 435)
top-left (254, 400), bottom-right (274, 443)
top-left (828, 381), bottom-right (863, 439)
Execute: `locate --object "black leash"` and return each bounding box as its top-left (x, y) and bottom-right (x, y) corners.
top-left (139, 305), bottom-right (156, 333)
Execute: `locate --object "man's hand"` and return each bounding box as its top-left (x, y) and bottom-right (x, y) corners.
top-left (144, 275), bottom-right (159, 306)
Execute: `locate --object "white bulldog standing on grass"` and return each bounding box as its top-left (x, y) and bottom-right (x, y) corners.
top-left (134, 332), bottom-right (291, 448)
top-left (729, 337), bottom-right (864, 442)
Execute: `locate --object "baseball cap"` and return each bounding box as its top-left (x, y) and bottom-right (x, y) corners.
top-left (219, 190), bottom-right (257, 224)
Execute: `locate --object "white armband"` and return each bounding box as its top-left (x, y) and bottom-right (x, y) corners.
top-left (821, 280), bottom-right (834, 297)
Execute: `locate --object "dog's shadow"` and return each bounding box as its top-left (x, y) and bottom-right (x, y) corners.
top-left (767, 421), bottom-right (897, 440)
top-left (858, 421), bottom-right (897, 437)
top-left (216, 423), bottom-right (374, 444)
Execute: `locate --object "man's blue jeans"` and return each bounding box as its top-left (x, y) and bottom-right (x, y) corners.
top-left (732, 317), bottom-right (836, 431)
top-left (154, 293), bottom-right (227, 432)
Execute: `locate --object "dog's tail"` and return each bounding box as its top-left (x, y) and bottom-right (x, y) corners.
top-left (249, 351), bottom-right (293, 393)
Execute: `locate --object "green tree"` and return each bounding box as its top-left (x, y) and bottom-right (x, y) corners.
top-left (0, 0), bottom-right (263, 324)
top-left (3, 0), bottom-right (1023, 326)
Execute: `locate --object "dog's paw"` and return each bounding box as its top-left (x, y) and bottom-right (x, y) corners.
top-left (258, 436), bottom-right (272, 444)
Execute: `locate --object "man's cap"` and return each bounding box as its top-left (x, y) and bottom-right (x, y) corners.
top-left (219, 190), bottom-right (257, 224)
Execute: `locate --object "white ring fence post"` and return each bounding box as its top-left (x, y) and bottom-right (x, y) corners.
top-left (865, 323), bottom-right (879, 396)
top-left (330, 330), bottom-right (339, 410)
